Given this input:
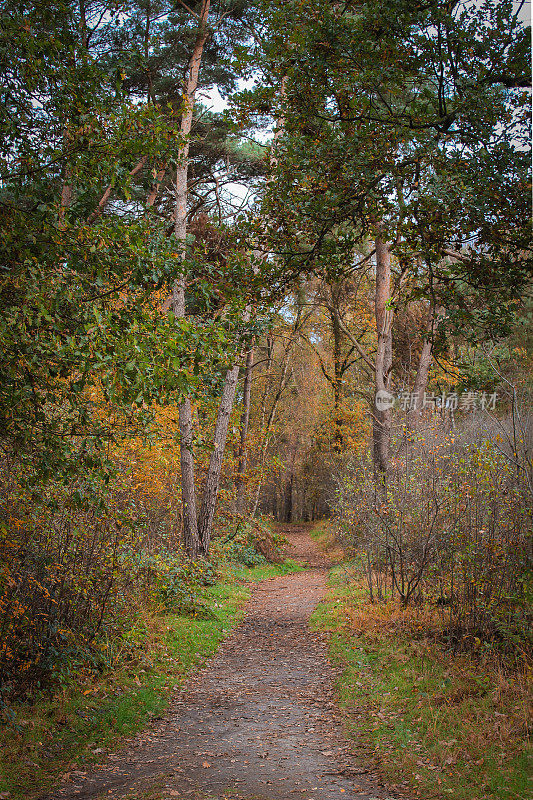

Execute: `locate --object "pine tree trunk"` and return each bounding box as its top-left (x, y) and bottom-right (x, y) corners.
top-left (146, 162), bottom-right (167, 209)
top-left (198, 363), bottom-right (241, 555)
top-left (373, 230), bottom-right (393, 477)
top-left (236, 345), bottom-right (254, 514)
top-left (172, 0), bottom-right (211, 557)
top-left (284, 472), bottom-right (294, 523)
top-left (58, 165), bottom-right (72, 230)
top-left (178, 398), bottom-right (199, 558)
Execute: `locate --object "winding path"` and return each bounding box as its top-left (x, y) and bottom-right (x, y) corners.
top-left (45, 526), bottom-right (405, 800)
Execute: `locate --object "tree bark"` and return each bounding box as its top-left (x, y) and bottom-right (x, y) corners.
top-left (373, 230), bottom-right (393, 477)
top-left (251, 338), bottom-right (292, 516)
top-left (236, 344), bottom-right (254, 514)
top-left (406, 305), bottom-right (444, 430)
top-left (330, 302), bottom-right (343, 453)
top-left (87, 156), bottom-right (148, 224)
top-left (198, 362), bottom-right (240, 555)
top-left (79, 0), bottom-right (88, 48)
top-left (178, 397), bottom-right (199, 558)
top-left (284, 472), bottom-right (294, 522)
top-left (197, 301), bottom-right (253, 554)
top-left (146, 162), bottom-right (167, 209)
top-left (283, 439), bottom-right (298, 523)
top-left (172, 0), bottom-right (211, 557)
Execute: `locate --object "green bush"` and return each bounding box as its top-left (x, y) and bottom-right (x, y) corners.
top-left (157, 559), bottom-right (218, 618)
top-left (217, 523), bottom-right (267, 567)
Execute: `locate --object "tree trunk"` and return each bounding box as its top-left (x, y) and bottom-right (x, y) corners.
top-left (406, 305), bottom-right (444, 431)
top-left (330, 304), bottom-right (343, 452)
top-left (283, 440), bottom-right (298, 522)
top-left (172, 0), bottom-right (211, 557)
top-left (87, 155), bottom-right (148, 224)
top-left (284, 473), bottom-right (294, 522)
top-left (236, 344), bottom-right (254, 514)
top-left (248, 76), bottom-right (290, 513)
top-left (79, 0), bottom-right (88, 48)
top-left (373, 230), bottom-right (393, 477)
top-left (198, 363), bottom-right (240, 555)
top-left (146, 162), bottom-right (167, 209)
top-left (178, 397), bottom-right (199, 558)
top-left (251, 341), bottom-right (292, 516)
top-left (197, 295), bottom-right (253, 554)
top-left (58, 164), bottom-right (72, 230)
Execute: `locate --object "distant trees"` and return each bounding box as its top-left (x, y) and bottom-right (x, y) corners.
top-left (245, 0), bottom-right (531, 476)
top-left (0, 0), bottom-right (530, 697)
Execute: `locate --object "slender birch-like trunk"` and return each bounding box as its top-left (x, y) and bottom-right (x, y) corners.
top-left (197, 301), bottom-right (253, 554)
top-left (330, 303), bottom-right (344, 452)
top-left (197, 363), bottom-right (241, 555)
top-left (178, 71), bottom-right (287, 549)
top-left (251, 338), bottom-right (293, 516)
top-left (172, 0), bottom-right (211, 557)
top-left (406, 305), bottom-right (444, 431)
top-left (373, 230), bottom-right (393, 477)
top-left (236, 344), bottom-right (254, 514)
top-left (283, 439), bottom-right (298, 523)
top-left (247, 75), bottom-right (289, 514)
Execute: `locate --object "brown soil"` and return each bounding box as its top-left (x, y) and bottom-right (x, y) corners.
top-left (43, 526), bottom-right (408, 800)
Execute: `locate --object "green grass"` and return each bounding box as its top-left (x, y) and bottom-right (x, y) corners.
top-left (309, 519), bottom-right (344, 562)
top-left (0, 559), bottom-right (300, 800)
top-left (309, 520), bottom-right (330, 542)
top-left (311, 566), bottom-right (532, 800)
top-left (226, 557), bottom-right (303, 582)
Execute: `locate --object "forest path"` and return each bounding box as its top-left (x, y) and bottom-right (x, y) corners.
top-left (45, 525), bottom-right (405, 800)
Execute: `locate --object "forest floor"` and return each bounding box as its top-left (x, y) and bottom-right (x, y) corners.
top-left (41, 525), bottom-right (410, 800)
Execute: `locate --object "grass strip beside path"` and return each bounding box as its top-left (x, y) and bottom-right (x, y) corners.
top-left (311, 563), bottom-right (532, 800)
top-left (0, 560), bottom-right (301, 800)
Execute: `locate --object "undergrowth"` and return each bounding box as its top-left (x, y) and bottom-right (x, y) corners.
top-left (0, 556), bottom-right (301, 800)
top-left (224, 558), bottom-right (303, 582)
top-left (311, 562), bottom-right (532, 800)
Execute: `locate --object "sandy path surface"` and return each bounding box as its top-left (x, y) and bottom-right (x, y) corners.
top-left (43, 526), bottom-right (406, 800)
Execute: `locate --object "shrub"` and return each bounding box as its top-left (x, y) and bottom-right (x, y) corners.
top-left (215, 520), bottom-right (269, 566)
top-left (157, 558), bottom-right (218, 617)
top-left (333, 423), bottom-right (532, 657)
top-left (0, 461), bottom-right (186, 699)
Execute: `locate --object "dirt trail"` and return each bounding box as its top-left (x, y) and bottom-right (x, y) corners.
top-left (44, 526), bottom-right (405, 800)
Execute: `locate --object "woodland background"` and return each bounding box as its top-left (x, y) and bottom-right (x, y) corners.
top-left (0, 1), bottom-right (531, 796)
